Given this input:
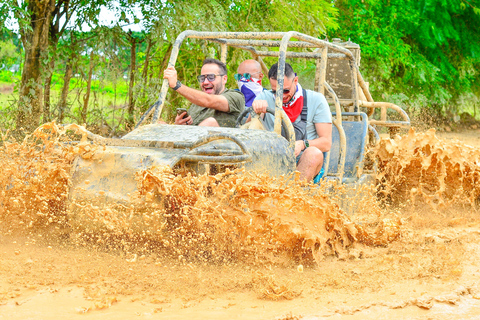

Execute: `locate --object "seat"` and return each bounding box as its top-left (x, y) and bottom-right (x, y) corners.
top-left (324, 112), bottom-right (373, 184)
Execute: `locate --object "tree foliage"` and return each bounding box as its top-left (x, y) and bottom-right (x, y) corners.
top-left (1, 0), bottom-right (480, 134)
top-left (330, 0), bottom-right (480, 115)
top-left (0, 39), bottom-right (19, 69)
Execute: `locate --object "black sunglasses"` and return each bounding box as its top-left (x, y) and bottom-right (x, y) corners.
top-left (197, 73), bottom-right (224, 83)
top-left (271, 73), bottom-right (298, 94)
top-left (271, 89), bottom-right (291, 95)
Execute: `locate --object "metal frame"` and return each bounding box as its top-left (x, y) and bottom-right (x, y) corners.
top-left (137, 30), bottom-right (409, 127)
top-left (137, 31), bottom-right (362, 125)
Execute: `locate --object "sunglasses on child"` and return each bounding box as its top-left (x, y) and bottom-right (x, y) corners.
top-left (197, 74), bottom-right (224, 83)
top-left (233, 72), bottom-right (261, 81)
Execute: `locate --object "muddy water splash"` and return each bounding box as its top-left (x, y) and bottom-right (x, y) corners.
top-left (1, 124), bottom-right (479, 263)
top-left (0, 123), bottom-right (97, 232)
top-left (2, 123), bottom-right (480, 318)
top-left (1, 122), bottom-right (401, 266)
top-left (376, 128), bottom-right (480, 211)
top-left (133, 167), bottom-right (401, 264)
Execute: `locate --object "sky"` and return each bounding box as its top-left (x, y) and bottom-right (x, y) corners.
top-left (86, 5), bottom-right (144, 32)
top-left (5, 4), bottom-right (144, 33)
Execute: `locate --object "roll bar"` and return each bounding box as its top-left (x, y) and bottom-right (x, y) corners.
top-left (135, 30), bottom-right (409, 139)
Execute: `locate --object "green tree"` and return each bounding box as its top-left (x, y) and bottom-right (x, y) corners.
top-left (1, 0), bottom-right (340, 131)
top-left (0, 0), bottom-right (111, 132)
top-left (0, 39), bottom-right (20, 70)
top-left (329, 0), bottom-right (480, 116)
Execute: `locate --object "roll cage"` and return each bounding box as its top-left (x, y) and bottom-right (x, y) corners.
top-left (135, 31), bottom-right (411, 182)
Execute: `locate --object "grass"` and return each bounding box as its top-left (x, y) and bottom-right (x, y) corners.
top-left (0, 71), bottom-right (134, 133)
top-left (3, 69), bottom-right (478, 134)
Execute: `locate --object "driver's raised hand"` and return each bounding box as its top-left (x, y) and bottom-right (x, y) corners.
top-left (252, 100), bottom-right (268, 114)
top-left (163, 66), bottom-right (178, 88)
top-left (175, 112), bottom-right (193, 125)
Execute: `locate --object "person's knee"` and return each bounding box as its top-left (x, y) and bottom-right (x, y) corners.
top-left (198, 117), bottom-right (219, 127)
top-left (303, 147), bottom-right (323, 166)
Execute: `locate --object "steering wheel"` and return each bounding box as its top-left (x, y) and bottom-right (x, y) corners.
top-left (235, 107), bottom-right (295, 146)
top-left (235, 106), bottom-right (296, 149)
top-left (235, 106), bottom-right (276, 129)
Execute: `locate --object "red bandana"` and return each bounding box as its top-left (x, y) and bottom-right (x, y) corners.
top-left (280, 83), bottom-right (303, 123)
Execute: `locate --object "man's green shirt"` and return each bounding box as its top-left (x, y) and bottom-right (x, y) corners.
top-left (189, 89), bottom-right (245, 127)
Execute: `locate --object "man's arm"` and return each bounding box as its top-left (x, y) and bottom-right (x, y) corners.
top-left (310, 123), bottom-right (332, 152)
top-left (176, 85), bottom-right (229, 112)
top-left (295, 122), bottom-right (332, 156)
top-left (306, 92), bottom-right (332, 153)
top-left (164, 66), bottom-right (229, 112)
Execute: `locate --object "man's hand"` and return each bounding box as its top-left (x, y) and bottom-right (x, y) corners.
top-left (252, 100), bottom-right (268, 114)
top-left (163, 66), bottom-right (178, 88)
top-left (294, 140), bottom-right (305, 157)
top-left (175, 112), bottom-right (193, 125)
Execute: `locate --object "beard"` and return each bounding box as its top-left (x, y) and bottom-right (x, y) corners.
top-left (214, 84), bottom-right (224, 95)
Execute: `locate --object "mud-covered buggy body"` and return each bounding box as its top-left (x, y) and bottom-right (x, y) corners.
top-left (70, 125), bottom-right (295, 205)
top-left (69, 31), bottom-right (410, 207)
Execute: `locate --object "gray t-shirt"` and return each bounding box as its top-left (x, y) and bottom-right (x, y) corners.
top-left (254, 89), bottom-right (332, 140)
top-left (189, 89), bottom-right (245, 127)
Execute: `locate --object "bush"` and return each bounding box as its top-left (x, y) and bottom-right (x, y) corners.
top-left (0, 70), bottom-right (14, 83)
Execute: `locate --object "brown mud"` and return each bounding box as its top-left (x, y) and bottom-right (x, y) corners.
top-left (1, 124), bottom-right (480, 319)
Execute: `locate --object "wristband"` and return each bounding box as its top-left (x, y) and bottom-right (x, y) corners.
top-left (172, 80), bottom-right (182, 91)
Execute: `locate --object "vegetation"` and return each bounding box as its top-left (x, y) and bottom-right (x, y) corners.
top-left (330, 0), bottom-right (480, 121)
top-left (0, 0), bottom-right (479, 135)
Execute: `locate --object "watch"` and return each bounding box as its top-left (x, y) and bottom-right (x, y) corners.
top-left (303, 139), bottom-right (309, 150)
top-left (172, 80), bottom-right (182, 91)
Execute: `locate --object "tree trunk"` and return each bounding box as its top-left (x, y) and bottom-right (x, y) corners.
top-left (127, 39), bottom-right (137, 127)
top-left (158, 43), bottom-right (173, 79)
top-left (44, 0), bottom-right (74, 123)
top-left (140, 39), bottom-right (153, 111)
top-left (58, 58), bottom-right (73, 123)
top-left (142, 39), bottom-right (152, 85)
top-left (43, 55), bottom-right (56, 122)
top-left (82, 51), bottom-right (94, 125)
top-left (16, 0), bottom-right (55, 132)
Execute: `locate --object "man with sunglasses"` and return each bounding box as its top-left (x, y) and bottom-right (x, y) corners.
top-left (252, 63), bottom-right (332, 183)
top-left (164, 58), bottom-right (245, 127)
top-left (235, 59), bottom-right (265, 107)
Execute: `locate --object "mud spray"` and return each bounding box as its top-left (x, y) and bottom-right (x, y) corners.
top-left (1, 123), bottom-right (480, 319)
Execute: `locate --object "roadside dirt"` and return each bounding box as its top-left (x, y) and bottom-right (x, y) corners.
top-left (0, 84), bottom-right (14, 95)
top-left (1, 124), bottom-right (480, 320)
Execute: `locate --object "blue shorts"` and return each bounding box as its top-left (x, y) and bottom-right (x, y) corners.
top-left (296, 150), bottom-right (325, 184)
top-left (313, 168), bottom-right (325, 184)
